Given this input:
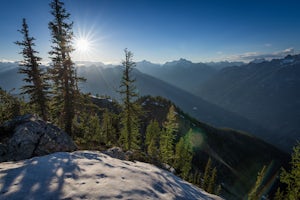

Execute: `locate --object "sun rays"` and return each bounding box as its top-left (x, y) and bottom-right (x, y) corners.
top-left (73, 23), bottom-right (106, 62)
top-left (75, 37), bottom-right (91, 53)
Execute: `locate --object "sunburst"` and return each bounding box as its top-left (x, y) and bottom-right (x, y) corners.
top-left (73, 24), bottom-right (98, 61)
top-left (75, 38), bottom-right (90, 52)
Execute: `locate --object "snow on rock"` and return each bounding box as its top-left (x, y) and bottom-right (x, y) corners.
top-left (0, 151), bottom-right (223, 200)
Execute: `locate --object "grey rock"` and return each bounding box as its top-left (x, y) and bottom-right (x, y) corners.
top-left (104, 147), bottom-right (126, 160)
top-left (1, 114), bottom-right (77, 162)
top-left (162, 163), bottom-right (176, 174)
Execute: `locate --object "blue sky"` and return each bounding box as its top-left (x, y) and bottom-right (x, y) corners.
top-left (0, 0), bottom-right (300, 64)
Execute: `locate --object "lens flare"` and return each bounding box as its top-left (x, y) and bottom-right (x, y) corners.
top-left (75, 38), bottom-right (90, 52)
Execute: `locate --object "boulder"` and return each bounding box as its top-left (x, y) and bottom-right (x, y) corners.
top-left (0, 114), bottom-right (77, 162)
top-left (104, 147), bottom-right (126, 160)
top-left (103, 147), bottom-right (137, 161)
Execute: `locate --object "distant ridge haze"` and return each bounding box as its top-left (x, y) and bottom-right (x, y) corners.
top-left (0, 54), bottom-right (299, 151)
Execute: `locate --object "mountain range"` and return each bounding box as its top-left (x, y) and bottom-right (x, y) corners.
top-left (0, 56), bottom-right (299, 152)
top-left (135, 56), bottom-right (300, 151)
top-left (135, 59), bottom-right (243, 94)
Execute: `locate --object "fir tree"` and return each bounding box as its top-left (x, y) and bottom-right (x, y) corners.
top-left (216, 184), bottom-right (222, 196)
top-left (0, 88), bottom-right (21, 124)
top-left (118, 48), bottom-right (141, 150)
top-left (88, 114), bottom-right (102, 143)
top-left (280, 142), bottom-right (300, 200)
top-left (174, 135), bottom-right (193, 179)
top-left (48, 0), bottom-right (84, 135)
top-left (207, 167), bottom-right (217, 193)
top-left (160, 105), bottom-right (178, 164)
top-left (193, 170), bottom-right (201, 186)
top-left (174, 137), bottom-right (185, 169)
top-left (101, 109), bottom-right (117, 146)
top-left (15, 18), bottom-right (49, 120)
top-left (201, 157), bottom-right (219, 194)
top-left (145, 120), bottom-right (161, 160)
top-left (202, 157), bottom-right (212, 190)
top-left (248, 165), bottom-right (266, 200)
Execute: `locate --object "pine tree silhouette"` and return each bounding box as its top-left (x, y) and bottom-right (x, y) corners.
top-left (48, 0), bottom-right (84, 134)
top-left (118, 49), bottom-right (141, 150)
top-left (15, 18), bottom-right (49, 120)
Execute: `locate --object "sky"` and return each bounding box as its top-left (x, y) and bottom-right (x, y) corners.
top-left (0, 0), bottom-right (300, 64)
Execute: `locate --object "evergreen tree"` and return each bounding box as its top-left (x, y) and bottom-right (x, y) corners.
top-left (174, 137), bottom-right (185, 168)
top-left (101, 109), bottom-right (117, 146)
top-left (202, 157), bottom-right (212, 190)
top-left (72, 111), bottom-right (88, 141)
top-left (160, 105), bottom-right (178, 164)
top-left (207, 167), bottom-right (217, 193)
top-left (15, 18), bottom-right (49, 120)
top-left (145, 120), bottom-right (161, 159)
top-left (48, 0), bottom-right (84, 135)
top-left (174, 135), bottom-right (193, 179)
top-left (216, 184), bottom-right (222, 196)
top-left (248, 165), bottom-right (266, 200)
top-left (280, 142), bottom-right (300, 200)
top-left (0, 88), bottom-right (21, 124)
top-left (193, 170), bottom-right (201, 186)
top-left (88, 114), bottom-right (102, 143)
top-left (118, 48), bottom-right (141, 150)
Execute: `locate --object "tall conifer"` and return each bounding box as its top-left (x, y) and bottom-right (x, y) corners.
top-left (101, 109), bottom-right (117, 145)
top-left (202, 157), bottom-right (212, 190)
top-left (280, 142), bottom-right (300, 200)
top-left (48, 0), bottom-right (83, 134)
top-left (15, 18), bottom-right (49, 120)
top-left (248, 165), bottom-right (266, 200)
top-left (207, 167), bottom-right (217, 193)
top-left (118, 49), bottom-right (141, 150)
top-left (160, 105), bottom-right (178, 164)
top-left (145, 120), bottom-right (161, 159)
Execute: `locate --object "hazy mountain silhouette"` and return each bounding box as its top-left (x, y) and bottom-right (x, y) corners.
top-left (197, 55), bottom-right (300, 151)
top-left (136, 59), bottom-right (242, 94)
top-left (0, 60), bottom-right (296, 151)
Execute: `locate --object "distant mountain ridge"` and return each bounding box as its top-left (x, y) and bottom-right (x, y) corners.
top-left (0, 62), bottom-right (273, 146)
top-left (1, 55), bottom-right (298, 151)
top-left (136, 59), bottom-right (216, 94)
top-left (135, 58), bottom-right (244, 94)
top-left (197, 54), bottom-right (300, 151)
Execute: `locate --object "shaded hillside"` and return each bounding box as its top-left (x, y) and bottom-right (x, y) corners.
top-left (93, 96), bottom-right (289, 200)
top-left (76, 65), bottom-right (274, 146)
top-left (0, 62), bottom-right (288, 151)
top-left (198, 55), bottom-right (300, 151)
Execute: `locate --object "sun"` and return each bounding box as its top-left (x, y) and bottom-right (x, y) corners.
top-left (75, 37), bottom-right (91, 52)
top-left (73, 22), bottom-right (107, 61)
top-left (73, 34), bottom-right (95, 61)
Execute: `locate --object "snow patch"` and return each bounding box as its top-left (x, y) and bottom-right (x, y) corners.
top-left (0, 151), bottom-right (223, 200)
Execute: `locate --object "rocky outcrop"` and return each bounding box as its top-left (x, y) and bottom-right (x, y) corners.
top-left (0, 114), bottom-right (77, 162)
top-left (103, 147), bottom-right (133, 160)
